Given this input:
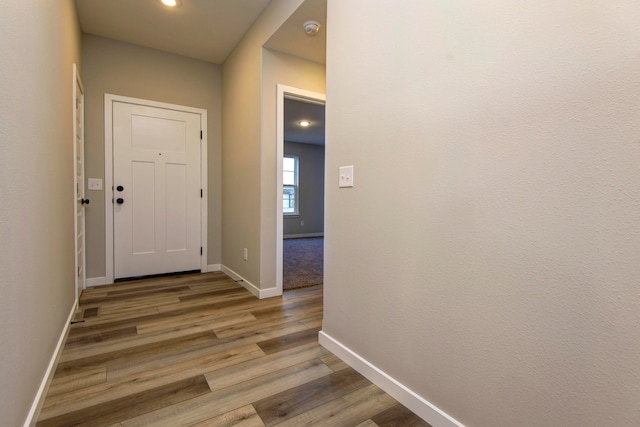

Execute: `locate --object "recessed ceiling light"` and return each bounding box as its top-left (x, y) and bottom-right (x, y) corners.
top-left (298, 120), bottom-right (311, 127)
top-left (160, 0), bottom-right (179, 7)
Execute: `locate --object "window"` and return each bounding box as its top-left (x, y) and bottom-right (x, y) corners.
top-left (283, 155), bottom-right (298, 215)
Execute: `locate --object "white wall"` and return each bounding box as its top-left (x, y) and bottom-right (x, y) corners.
top-left (322, 1), bottom-right (640, 426)
top-left (82, 35), bottom-right (222, 278)
top-left (0, 0), bottom-right (81, 424)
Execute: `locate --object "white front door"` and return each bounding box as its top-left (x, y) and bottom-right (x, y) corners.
top-left (112, 101), bottom-right (202, 279)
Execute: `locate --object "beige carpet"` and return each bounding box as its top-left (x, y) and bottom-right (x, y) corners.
top-left (283, 237), bottom-right (323, 290)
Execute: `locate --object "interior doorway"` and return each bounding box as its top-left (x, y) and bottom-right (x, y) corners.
top-left (276, 85), bottom-right (326, 292)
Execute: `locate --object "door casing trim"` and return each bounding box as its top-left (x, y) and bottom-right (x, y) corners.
top-left (104, 94), bottom-right (208, 284)
top-left (275, 85), bottom-right (325, 293)
top-left (73, 63), bottom-right (85, 302)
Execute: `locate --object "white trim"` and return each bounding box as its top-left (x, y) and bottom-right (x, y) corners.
top-left (86, 277), bottom-right (107, 287)
top-left (199, 117), bottom-right (208, 275)
top-left (318, 331), bottom-right (465, 427)
top-left (276, 85), bottom-right (326, 296)
top-left (221, 265), bottom-right (280, 299)
top-left (105, 95), bottom-right (114, 284)
top-left (104, 94), bottom-right (208, 284)
top-left (72, 64), bottom-right (86, 305)
top-left (283, 154), bottom-right (299, 215)
top-left (24, 301), bottom-right (77, 427)
top-left (283, 233), bottom-right (324, 239)
top-left (207, 264), bottom-right (221, 272)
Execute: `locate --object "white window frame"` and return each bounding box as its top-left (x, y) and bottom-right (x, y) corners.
top-left (283, 154), bottom-right (299, 216)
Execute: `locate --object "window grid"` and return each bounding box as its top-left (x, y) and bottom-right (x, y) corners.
top-left (283, 155), bottom-right (298, 215)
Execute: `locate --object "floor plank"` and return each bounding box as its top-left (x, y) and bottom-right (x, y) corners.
top-left (253, 367), bottom-right (370, 426)
top-left (190, 404), bottom-right (266, 427)
top-left (371, 404), bottom-right (433, 427)
top-left (121, 359), bottom-right (332, 426)
top-left (256, 327), bottom-right (321, 355)
top-left (55, 330), bottom-right (218, 376)
top-left (37, 375), bottom-right (211, 427)
top-left (36, 272), bottom-right (429, 427)
top-left (40, 344), bottom-right (264, 419)
top-left (273, 383), bottom-right (397, 427)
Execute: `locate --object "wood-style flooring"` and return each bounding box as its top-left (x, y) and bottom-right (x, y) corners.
top-left (36, 272), bottom-right (430, 426)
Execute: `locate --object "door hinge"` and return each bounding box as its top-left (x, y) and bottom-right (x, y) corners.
top-left (200, 247), bottom-right (203, 256)
top-left (200, 189), bottom-right (203, 198)
top-left (200, 130), bottom-right (203, 139)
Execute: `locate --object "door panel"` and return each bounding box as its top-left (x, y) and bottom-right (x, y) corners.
top-left (166, 163), bottom-right (188, 251)
top-left (113, 102), bottom-right (201, 279)
top-left (131, 161), bottom-right (155, 254)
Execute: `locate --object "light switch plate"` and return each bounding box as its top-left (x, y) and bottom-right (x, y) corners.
top-left (87, 178), bottom-right (103, 191)
top-left (339, 165), bottom-right (354, 188)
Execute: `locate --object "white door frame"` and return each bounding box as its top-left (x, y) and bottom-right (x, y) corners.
top-left (73, 64), bottom-right (85, 302)
top-left (276, 85), bottom-right (326, 293)
top-left (104, 94), bottom-right (208, 284)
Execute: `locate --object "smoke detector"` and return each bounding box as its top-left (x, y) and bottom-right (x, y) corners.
top-left (303, 20), bottom-right (321, 37)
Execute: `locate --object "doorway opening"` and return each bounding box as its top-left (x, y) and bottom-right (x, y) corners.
top-left (276, 85), bottom-right (326, 292)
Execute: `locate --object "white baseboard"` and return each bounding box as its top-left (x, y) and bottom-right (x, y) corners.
top-left (86, 277), bottom-right (107, 287)
top-left (207, 264), bottom-right (221, 272)
top-left (24, 301), bottom-right (77, 427)
top-left (283, 233), bottom-right (324, 239)
top-left (318, 331), bottom-right (465, 427)
top-left (220, 265), bottom-right (281, 299)
top-left (257, 286), bottom-right (281, 299)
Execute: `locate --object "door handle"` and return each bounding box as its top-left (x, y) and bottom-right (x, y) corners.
top-left (117, 185), bottom-right (124, 192)
top-left (81, 198), bottom-right (90, 205)
top-left (116, 198), bottom-right (124, 204)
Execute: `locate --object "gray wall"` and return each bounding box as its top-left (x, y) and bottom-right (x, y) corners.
top-left (221, 0), bottom-right (322, 289)
top-left (284, 141), bottom-right (325, 237)
top-left (0, 0), bottom-right (81, 424)
top-left (82, 34), bottom-right (222, 278)
top-left (323, 1), bottom-right (640, 426)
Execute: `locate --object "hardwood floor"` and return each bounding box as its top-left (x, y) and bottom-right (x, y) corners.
top-left (37, 272), bottom-right (430, 426)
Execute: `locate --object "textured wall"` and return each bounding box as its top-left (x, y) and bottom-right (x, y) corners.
top-left (82, 35), bottom-right (222, 278)
top-left (0, 0), bottom-right (81, 424)
top-left (323, 1), bottom-right (640, 426)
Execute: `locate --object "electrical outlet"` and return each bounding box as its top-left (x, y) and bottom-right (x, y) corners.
top-left (243, 248), bottom-right (248, 261)
top-left (300, 220), bottom-right (304, 226)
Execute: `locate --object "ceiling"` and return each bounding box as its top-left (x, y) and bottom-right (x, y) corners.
top-left (284, 98), bottom-right (325, 145)
top-left (263, 0), bottom-right (326, 65)
top-left (75, 0), bottom-right (325, 65)
top-left (75, 0), bottom-right (326, 144)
